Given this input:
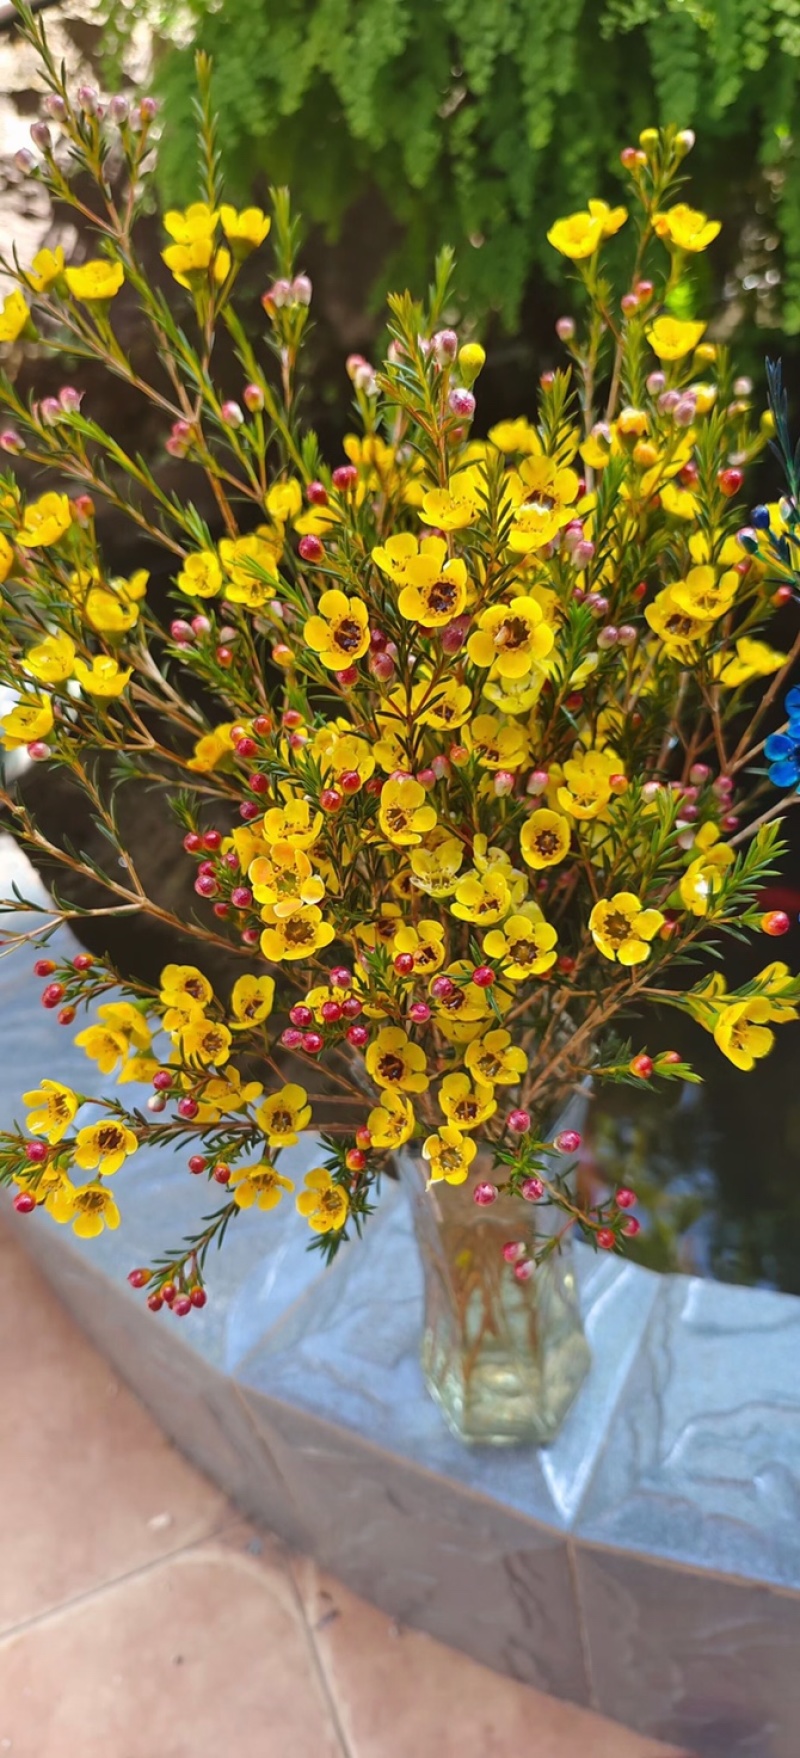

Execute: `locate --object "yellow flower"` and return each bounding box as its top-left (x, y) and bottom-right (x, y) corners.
top-left (379, 777), bottom-right (437, 847)
top-left (429, 960), bottom-right (495, 1043)
top-left (219, 204), bottom-right (271, 256)
top-left (305, 589), bottom-right (370, 668)
top-left (645, 586), bottom-right (706, 656)
top-left (0, 532), bottom-right (13, 582)
top-left (394, 538), bottom-right (469, 627)
top-left (437, 1070), bottom-right (497, 1128)
top-left (547, 199), bottom-right (626, 259)
top-left (84, 572), bottom-right (147, 634)
top-left (230, 1162), bottom-right (294, 1210)
top-left (646, 316), bottom-right (706, 361)
top-left (367, 1091), bottom-right (415, 1148)
top-left (23, 633), bottom-right (76, 684)
top-left (654, 204), bottom-right (721, 253)
top-left (467, 596), bottom-right (554, 679)
top-left (660, 482), bottom-right (699, 520)
top-left (464, 1028), bottom-right (528, 1085)
top-left (17, 491), bottom-right (72, 548)
top-left (488, 416), bottom-right (540, 454)
top-left (74, 1025), bottom-right (132, 1076)
top-left (262, 795), bottom-right (323, 853)
top-left (392, 919), bottom-right (446, 975)
top-left (187, 723), bottom-right (237, 772)
top-left (117, 1054), bottom-right (161, 1086)
top-left (26, 246), bottom-right (65, 291)
top-left (671, 566), bottom-right (738, 623)
top-left (259, 906), bottom-right (334, 961)
top-left (296, 1168), bottom-right (349, 1234)
top-left (410, 836), bottom-right (464, 898)
top-left (229, 973), bottom-right (275, 1030)
top-left (464, 713), bottom-right (529, 771)
top-left (180, 1014), bottom-right (232, 1066)
top-left (589, 893), bottom-right (665, 965)
top-left (483, 911), bottom-right (557, 979)
top-left (557, 750), bottom-right (620, 820)
top-left (256, 1083), bottom-right (312, 1147)
top-left (219, 532), bottom-right (280, 608)
top-left (417, 677), bottom-right (473, 732)
top-left (1, 694), bottom-right (54, 751)
top-left (678, 824), bottom-right (734, 916)
top-left (177, 550), bottom-right (223, 599)
top-left (0, 289), bottom-right (31, 342)
top-left (507, 455), bottom-right (579, 552)
top-left (365, 1026), bottom-right (429, 1093)
top-left (190, 1067), bottom-right (264, 1123)
top-left (73, 1119), bottom-right (138, 1176)
top-left (458, 341), bottom-right (486, 380)
top-left (162, 237), bottom-right (215, 282)
top-left (73, 655), bottom-right (132, 697)
top-left (419, 468), bottom-right (484, 530)
top-left (53, 1181), bottom-right (121, 1238)
top-left (313, 726), bottom-right (375, 788)
top-left (251, 848), bottom-right (325, 917)
top-left (266, 479), bottom-right (303, 522)
top-left (164, 202), bottom-right (219, 243)
top-left (23, 1079), bottom-right (79, 1144)
top-left (716, 637), bottom-right (786, 688)
top-left (159, 964), bottom-right (214, 1027)
top-left (64, 260), bottom-right (125, 301)
top-left (422, 1125), bottom-right (477, 1185)
top-left (450, 868), bottom-right (511, 925)
top-left (713, 999), bottom-right (775, 1071)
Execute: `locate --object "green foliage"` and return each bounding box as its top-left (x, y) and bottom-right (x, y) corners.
top-left (95, 0), bottom-right (800, 331)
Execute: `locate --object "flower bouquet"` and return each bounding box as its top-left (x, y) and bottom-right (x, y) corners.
top-left (1, 7), bottom-right (798, 1443)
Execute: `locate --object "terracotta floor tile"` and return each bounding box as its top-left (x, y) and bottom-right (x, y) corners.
top-left (291, 1556), bottom-right (690, 1758)
top-left (0, 1539), bottom-right (345, 1758)
top-left (0, 1223), bottom-right (229, 1632)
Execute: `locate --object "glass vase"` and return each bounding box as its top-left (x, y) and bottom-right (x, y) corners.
top-left (400, 1138), bottom-right (591, 1446)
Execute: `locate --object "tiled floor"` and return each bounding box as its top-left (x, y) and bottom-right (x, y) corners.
top-left (0, 1219), bottom-right (689, 1758)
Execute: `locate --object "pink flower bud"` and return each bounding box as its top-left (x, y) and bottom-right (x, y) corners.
top-left (503, 1241), bottom-right (527, 1264)
top-left (191, 614), bottom-right (211, 636)
top-left (507, 1109), bottom-right (531, 1135)
top-left (554, 1129), bottom-right (582, 1154)
top-left (409, 1001), bottom-right (431, 1024)
top-left (77, 84), bottom-right (99, 115)
top-left (673, 396), bottom-right (696, 428)
top-left (139, 96), bottom-right (159, 122)
top-left (646, 370), bottom-right (666, 395)
top-left (109, 95), bottom-right (129, 123)
top-left (369, 649), bottom-right (395, 682)
top-left (573, 540), bottom-right (595, 568)
top-left (556, 315), bottom-right (576, 341)
top-left (526, 770), bottom-right (549, 797)
top-left (221, 400), bottom-right (244, 427)
top-left (658, 389), bottom-right (680, 413)
top-left (432, 328), bottom-right (458, 363)
top-left (147, 1093), bottom-right (167, 1113)
top-left (59, 385), bottom-right (82, 412)
top-left (439, 614), bottom-right (470, 654)
top-left (431, 754), bottom-right (450, 781)
top-left (14, 149), bottom-right (36, 174)
top-left (243, 382), bottom-right (264, 412)
top-left (597, 625), bottom-right (618, 649)
top-left (291, 273), bottom-right (312, 305)
top-left (0, 429), bottom-right (23, 453)
top-left (335, 665), bottom-right (358, 689)
top-left (521, 1176), bottom-right (544, 1201)
top-left (449, 387), bottom-right (476, 419)
top-left (269, 278), bottom-right (292, 309)
top-left (39, 397), bottom-right (61, 426)
top-left (44, 94), bottom-right (66, 121)
top-left (170, 619), bottom-right (194, 644)
top-left (617, 624), bottom-right (637, 647)
top-left (332, 464), bottom-right (358, 492)
top-left (30, 122), bottom-right (52, 151)
top-left (473, 1182), bottom-right (498, 1206)
top-left (689, 763), bottom-right (711, 785)
top-left (493, 769), bottom-right (515, 797)
top-left (26, 741), bottom-right (50, 761)
top-left (514, 1259), bottom-right (535, 1282)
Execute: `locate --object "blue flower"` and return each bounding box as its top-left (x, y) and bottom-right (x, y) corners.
top-left (765, 687), bottom-right (800, 789)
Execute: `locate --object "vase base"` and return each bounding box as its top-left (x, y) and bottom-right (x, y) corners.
top-left (421, 1333), bottom-right (592, 1447)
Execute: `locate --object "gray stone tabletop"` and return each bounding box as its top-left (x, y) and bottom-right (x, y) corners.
top-left (2, 834), bottom-right (799, 1757)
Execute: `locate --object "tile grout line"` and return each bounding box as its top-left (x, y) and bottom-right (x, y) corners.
top-left (282, 1563), bottom-right (356, 1758)
top-left (0, 1513), bottom-right (244, 1648)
